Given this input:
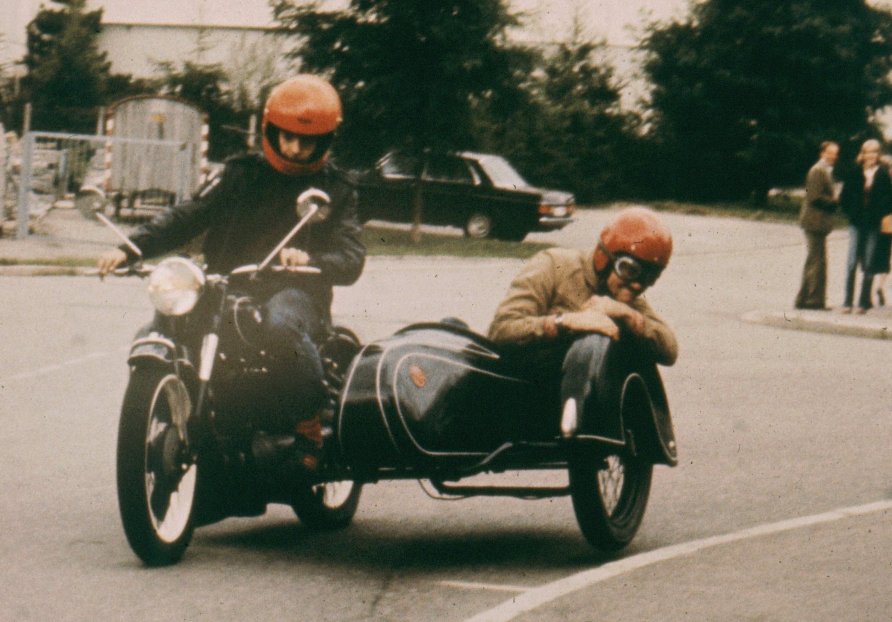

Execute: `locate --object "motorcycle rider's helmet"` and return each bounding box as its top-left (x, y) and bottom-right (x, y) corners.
top-left (593, 207), bottom-right (673, 286)
top-left (262, 75), bottom-right (343, 175)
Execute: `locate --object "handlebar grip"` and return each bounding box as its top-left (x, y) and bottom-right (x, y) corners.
top-left (271, 265), bottom-right (322, 275)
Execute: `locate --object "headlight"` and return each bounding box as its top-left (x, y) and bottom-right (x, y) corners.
top-left (147, 257), bottom-right (206, 316)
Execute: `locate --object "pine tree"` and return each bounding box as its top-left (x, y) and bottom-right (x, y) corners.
top-left (20, 0), bottom-right (114, 132)
top-left (272, 0), bottom-right (535, 166)
top-left (642, 0), bottom-right (892, 201)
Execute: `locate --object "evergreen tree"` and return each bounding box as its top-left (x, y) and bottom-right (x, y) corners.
top-left (642, 0), bottom-right (892, 202)
top-left (272, 0), bottom-right (535, 166)
top-left (478, 36), bottom-right (643, 202)
top-left (19, 0), bottom-right (113, 132)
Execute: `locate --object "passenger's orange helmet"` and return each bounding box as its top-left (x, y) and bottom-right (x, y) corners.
top-left (593, 207), bottom-right (673, 278)
top-left (262, 75), bottom-right (343, 175)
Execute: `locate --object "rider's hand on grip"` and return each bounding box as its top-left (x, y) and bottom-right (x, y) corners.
top-left (279, 247), bottom-right (310, 268)
top-left (97, 248), bottom-right (128, 277)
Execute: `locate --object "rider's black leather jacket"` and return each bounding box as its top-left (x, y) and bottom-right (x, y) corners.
top-left (122, 153), bottom-right (366, 310)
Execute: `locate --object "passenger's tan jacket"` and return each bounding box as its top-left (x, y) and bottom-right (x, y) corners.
top-left (487, 248), bottom-right (678, 366)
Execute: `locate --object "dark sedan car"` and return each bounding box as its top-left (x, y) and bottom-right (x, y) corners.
top-left (354, 150), bottom-right (575, 240)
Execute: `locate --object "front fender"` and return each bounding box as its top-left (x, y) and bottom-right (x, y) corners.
top-left (128, 332), bottom-right (177, 367)
top-left (560, 334), bottom-right (678, 466)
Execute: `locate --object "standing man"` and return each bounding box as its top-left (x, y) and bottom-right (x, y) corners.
top-left (795, 141), bottom-right (840, 310)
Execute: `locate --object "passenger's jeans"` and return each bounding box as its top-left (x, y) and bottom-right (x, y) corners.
top-left (843, 225), bottom-right (877, 309)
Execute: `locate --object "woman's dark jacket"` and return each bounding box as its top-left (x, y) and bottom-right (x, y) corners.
top-left (121, 153), bottom-right (366, 312)
top-left (840, 165), bottom-right (892, 229)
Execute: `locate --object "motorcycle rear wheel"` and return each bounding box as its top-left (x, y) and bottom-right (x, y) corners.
top-left (291, 480), bottom-right (362, 530)
top-left (569, 451), bottom-right (652, 552)
top-left (117, 366), bottom-right (197, 566)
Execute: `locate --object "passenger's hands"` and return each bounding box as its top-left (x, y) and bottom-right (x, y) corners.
top-left (279, 247), bottom-right (310, 268)
top-left (97, 248), bottom-right (127, 276)
top-left (586, 295), bottom-right (646, 336)
top-left (561, 309), bottom-right (620, 340)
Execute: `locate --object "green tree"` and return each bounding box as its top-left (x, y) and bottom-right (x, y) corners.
top-left (18, 0), bottom-right (112, 132)
top-left (641, 0), bottom-right (892, 202)
top-left (478, 34), bottom-right (644, 202)
top-left (272, 0), bottom-right (536, 166)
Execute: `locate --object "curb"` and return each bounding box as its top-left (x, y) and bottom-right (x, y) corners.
top-left (742, 309), bottom-right (892, 340)
top-left (0, 265), bottom-right (94, 277)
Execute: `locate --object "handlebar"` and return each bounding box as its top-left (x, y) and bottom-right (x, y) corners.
top-left (88, 264), bottom-right (155, 279)
top-left (92, 261), bottom-right (321, 280)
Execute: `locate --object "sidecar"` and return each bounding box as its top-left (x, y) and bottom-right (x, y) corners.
top-left (336, 321), bottom-right (677, 551)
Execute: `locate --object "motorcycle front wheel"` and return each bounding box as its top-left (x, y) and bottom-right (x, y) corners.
top-left (291, 480), bottom-right (362, 530)
top-left (117, 366), bottom-right (197, 566)
top-left (569, 451), bottom-right (652, 552)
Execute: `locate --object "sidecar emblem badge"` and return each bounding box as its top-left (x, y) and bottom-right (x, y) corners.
top-left (408, 365), bottom-right (427, 388)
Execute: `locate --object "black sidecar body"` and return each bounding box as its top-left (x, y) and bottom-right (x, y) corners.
top-left (336, 322), bottom-right (677, 481)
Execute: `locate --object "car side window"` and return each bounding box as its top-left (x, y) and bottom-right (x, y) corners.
top-left (423, 155), bottom-right (477, 184)
top-left (379, 152), bottom-right (419, 178)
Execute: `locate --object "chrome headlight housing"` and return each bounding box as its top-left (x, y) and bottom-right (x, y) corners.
top-left (147, 257), bottom-right (206, 316)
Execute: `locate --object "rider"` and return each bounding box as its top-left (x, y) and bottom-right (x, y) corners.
top-left (97, 75), bottom-right (366, 473)
top-left (488, 207), bottom-right (677, 430)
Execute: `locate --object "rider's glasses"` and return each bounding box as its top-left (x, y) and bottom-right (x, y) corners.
top-left (599, 243), bottom-right (662, 287)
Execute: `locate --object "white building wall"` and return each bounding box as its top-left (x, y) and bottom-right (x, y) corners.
top-left (98, 24), bottom-right (290, 80)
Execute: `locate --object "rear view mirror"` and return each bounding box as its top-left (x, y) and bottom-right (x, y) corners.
top-left (296, 188), bottom-right (331, 223)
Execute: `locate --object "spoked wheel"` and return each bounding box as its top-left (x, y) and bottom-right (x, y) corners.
top-left (292, 480), bottom-right (362, 530)
top-left (569, 451), bottom-right (652, 552)
top-left (117, 367), bottom-right (197, 566)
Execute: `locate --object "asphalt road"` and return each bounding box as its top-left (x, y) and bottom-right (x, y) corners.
top-left (1, 211), bottom-right (891, 621)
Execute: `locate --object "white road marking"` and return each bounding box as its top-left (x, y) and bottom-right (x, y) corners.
top-left (440, 581), bottom-right (529, 593)
top-left (1, 349), bottom-right (125, 384)
top-left (463, 499), bottom-right (892, 622)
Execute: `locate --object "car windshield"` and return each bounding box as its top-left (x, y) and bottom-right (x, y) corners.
top-left (475, 155), bottom-right (528, 189)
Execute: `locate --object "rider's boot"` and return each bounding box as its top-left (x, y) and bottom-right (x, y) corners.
top-left (252, 403), bottom-right (333, 478)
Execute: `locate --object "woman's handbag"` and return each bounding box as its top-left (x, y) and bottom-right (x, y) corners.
top-left (882, 213), bottom-right (892, 235)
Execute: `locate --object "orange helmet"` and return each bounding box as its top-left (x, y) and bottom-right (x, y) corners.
top-left (262, 75), bottom-right (343, 175)
top-left (593, 207), bottom-right (673, 282)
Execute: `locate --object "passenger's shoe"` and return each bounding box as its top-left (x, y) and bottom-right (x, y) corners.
top-left (877, 290), bottom-right (886, 307)
top-left (292, 416), bottom-right (325, 473)
top-left (251, 432), bottom-right (296, 471)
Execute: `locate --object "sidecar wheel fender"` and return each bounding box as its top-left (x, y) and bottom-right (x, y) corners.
top-left (560, 334), bottom-right (678, 466)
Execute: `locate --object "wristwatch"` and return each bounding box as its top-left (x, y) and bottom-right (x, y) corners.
top-left (554, 313), bottom-right (565, 334)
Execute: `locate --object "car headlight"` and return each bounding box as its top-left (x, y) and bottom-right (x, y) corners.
top-left (147, 257), bottom-right (206, 316)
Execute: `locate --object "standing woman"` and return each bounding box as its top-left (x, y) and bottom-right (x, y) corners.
top-left (839, 139), bottom-right (892, 313)
top-left (871, 154), bottom-right (892, 306)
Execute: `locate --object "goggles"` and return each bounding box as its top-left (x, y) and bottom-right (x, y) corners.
top-left (599, 243), bottom-right (663, 287)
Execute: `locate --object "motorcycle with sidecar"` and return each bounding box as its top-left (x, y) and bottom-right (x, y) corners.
top-left (101, 190), bottom-right (677, 566)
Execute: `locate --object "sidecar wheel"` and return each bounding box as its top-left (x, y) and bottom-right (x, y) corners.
top-left (117, 367), bottom-right (197, 566)
top-left (569, 452), bottom-right (652, 552)
top-left (291, 480), bottom-right (362, 530)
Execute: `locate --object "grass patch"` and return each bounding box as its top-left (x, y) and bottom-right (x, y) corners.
top-left (645, 198), bottom-right (801, 223)
top-left (361, 225), bottom-right (552, 258)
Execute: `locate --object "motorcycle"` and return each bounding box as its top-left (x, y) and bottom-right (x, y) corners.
top-left (101, 192), bottom-right (678, 567)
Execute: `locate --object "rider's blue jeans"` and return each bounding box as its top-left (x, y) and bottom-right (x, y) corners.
top-left (260, 287), bottom-right (328, 430)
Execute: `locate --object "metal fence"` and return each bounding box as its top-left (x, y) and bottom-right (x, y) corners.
top-left (15, 131), bottom-right (197, 238)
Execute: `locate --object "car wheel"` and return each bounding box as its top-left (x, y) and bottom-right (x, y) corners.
top-left (464, 211), bottom-right (493, 239)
